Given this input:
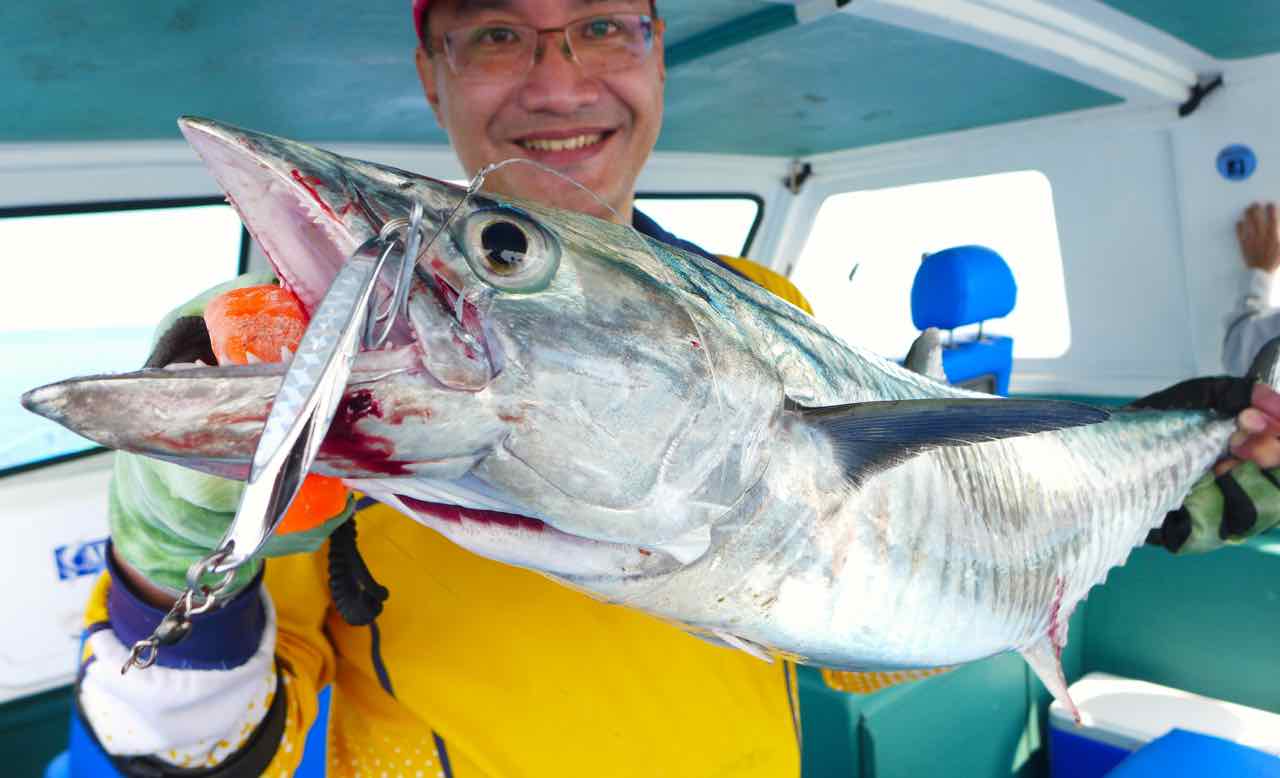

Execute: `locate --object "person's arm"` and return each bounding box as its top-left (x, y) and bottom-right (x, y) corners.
top-left (70, 275), bottom-right (347, 775)
top-left (1223, 202), bottom-right (1280, 375)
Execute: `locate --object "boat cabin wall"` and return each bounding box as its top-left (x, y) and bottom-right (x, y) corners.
top-left (755, 54), bottom-right (1280, 399)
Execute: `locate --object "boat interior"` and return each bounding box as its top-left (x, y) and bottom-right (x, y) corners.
top-left (3, 1), bottom-right (1280, 776)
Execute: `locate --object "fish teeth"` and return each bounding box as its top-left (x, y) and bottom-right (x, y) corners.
top-left (279, 346), bottom-right (295, 362)
top-left (244, 351), bottom-right (263, 365)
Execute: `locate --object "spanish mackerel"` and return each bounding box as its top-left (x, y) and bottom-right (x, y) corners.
top-left (23, 118), bottom-right (1270, 717)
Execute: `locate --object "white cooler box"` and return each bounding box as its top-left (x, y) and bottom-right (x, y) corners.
top-left (1048, 672), bottom-right (1280, 777)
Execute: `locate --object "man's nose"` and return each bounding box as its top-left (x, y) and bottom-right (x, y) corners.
top-left (518, 33), bottom-right (600, 113)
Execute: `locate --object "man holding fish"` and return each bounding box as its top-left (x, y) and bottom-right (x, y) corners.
top-left (65, 1), bottom-right (1280, 775)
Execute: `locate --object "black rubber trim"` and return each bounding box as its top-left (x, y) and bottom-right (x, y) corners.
top-left (76, 659), bottom-right (288, 777)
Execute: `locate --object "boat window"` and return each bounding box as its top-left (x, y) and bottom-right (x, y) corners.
top-left (635, 194), bottom-right (763, 257)
top-left (790, 170), bottom-right (1070, 361)
top-left (1, 200), bottom-right (246, 475)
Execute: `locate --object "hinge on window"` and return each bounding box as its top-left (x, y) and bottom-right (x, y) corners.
top-left (784, 160), bottom-right (813, 195)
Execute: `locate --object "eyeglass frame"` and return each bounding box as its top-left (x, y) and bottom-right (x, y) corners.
top-left (424, 12), bottom-right (664, 80)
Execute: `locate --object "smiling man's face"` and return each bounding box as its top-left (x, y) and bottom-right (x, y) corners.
top-left (416, 0), bottom-right (664, 222)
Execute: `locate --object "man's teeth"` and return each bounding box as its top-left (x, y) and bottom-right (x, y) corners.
top-left (520, 133), bottom-right (604, 152)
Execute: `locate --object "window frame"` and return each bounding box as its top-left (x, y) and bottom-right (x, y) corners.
top-left (0, 197), bottom-right (249, 479)
top-left (788, 169), bottom-right (1070, 362)
top-left (634, 191), bottom-right (765, 257)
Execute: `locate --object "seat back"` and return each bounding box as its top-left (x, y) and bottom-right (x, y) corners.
top-left (910, 245), bottom-right (1017, 395)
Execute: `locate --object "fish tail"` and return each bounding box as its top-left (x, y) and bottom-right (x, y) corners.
top-left (1247, 335), bottom-right (1280, 390)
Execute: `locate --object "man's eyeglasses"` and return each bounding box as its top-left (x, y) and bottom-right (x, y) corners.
top-left (434, 14), bottom-right (660, 81)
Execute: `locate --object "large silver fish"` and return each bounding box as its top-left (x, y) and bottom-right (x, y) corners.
top-left (23, 118), bottom-right (1268, 717)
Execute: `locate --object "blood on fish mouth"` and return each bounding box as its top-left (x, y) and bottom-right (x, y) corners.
top-left (397, 495), bottom-right (546, 533)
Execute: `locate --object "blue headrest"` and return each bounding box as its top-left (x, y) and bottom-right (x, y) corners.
top-left (911, 245), bottom-right (1017, 330)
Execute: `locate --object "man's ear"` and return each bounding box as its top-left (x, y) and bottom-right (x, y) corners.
top-left (415, 46), bottom-right (444, 122)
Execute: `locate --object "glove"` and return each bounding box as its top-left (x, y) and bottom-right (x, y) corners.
top-left (109, 273), bottom-right (352, 596)
top-left (109, 453), bottom-right (352, 595)
top-left (1131, 376), bottom-right (1280, 554)
top-left (1149, 463), bottom-right (1280, 554)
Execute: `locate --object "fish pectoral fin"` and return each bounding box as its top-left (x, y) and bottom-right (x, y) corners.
top-left (686, 628), bottom-right (775, 663)
top-left (649, 524), bottom-right (712, 565)
top-left (1021, 634), bottom-right (1081, 726)
top-left (789, 397), bottom-right (1109, 485)
top-left (904, 328), bottom-right (946, 382)
top-left (709, 630), bottom-right (775, 663)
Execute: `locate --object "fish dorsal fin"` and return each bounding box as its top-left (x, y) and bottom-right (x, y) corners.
top-left (904, 328), bottom-right (947, 382)
top-left (789, 397), bottom-right (1109, 485)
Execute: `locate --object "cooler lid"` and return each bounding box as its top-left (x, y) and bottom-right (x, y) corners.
top-left (1049, 672), bottom-right (1280, 755)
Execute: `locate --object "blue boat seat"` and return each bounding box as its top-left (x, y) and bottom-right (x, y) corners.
top-left (910, 245), bottom-right (1017, 395)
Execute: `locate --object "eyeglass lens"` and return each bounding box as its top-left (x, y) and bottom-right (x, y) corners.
top-left (443, 14), bottom-right (655, 79)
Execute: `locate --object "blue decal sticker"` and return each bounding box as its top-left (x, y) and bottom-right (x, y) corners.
top-left (54, 538), bottom-right (109, 580)
top-left (1217, 144), bottom-right (1257, 181)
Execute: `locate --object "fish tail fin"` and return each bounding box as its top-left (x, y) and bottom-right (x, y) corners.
top-left (1247, 335), bottom-right (1280, 390)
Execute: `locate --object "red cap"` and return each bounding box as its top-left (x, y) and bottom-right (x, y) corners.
top-left (412, 0), bottom-right (430, 46)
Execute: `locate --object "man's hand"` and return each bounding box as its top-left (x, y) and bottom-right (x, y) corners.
top-left (110, 276), bottom-right (353, 602)
top-left (1236, 202), bottom-right (1280, 273)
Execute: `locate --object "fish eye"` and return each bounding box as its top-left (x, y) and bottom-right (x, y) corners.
top-left (480, 220), bottom-right (528, 275)
top-left (460, 206), bottom-right (559, 292)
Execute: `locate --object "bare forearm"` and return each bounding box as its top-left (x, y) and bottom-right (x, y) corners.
top-left (110, 544), bottom-right (180, 608)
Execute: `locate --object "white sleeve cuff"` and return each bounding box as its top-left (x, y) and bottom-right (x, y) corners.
top-left (1244, 268), bottom-right (1275, 304)
top-left (78, 593), bottom-right (279, 768)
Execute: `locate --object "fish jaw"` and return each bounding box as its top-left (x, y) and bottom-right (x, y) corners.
top-left (177, 116), bottom-right (502, 390)
top-left (178, 116), bottom-right (365, 315)
top-left (20, 349), bottom-right (511, 481)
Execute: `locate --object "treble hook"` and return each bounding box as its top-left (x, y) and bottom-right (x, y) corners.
top-left (363, 202), bottom-right (425, 349)
top-left (361, 171), bottom-right (492, 350)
